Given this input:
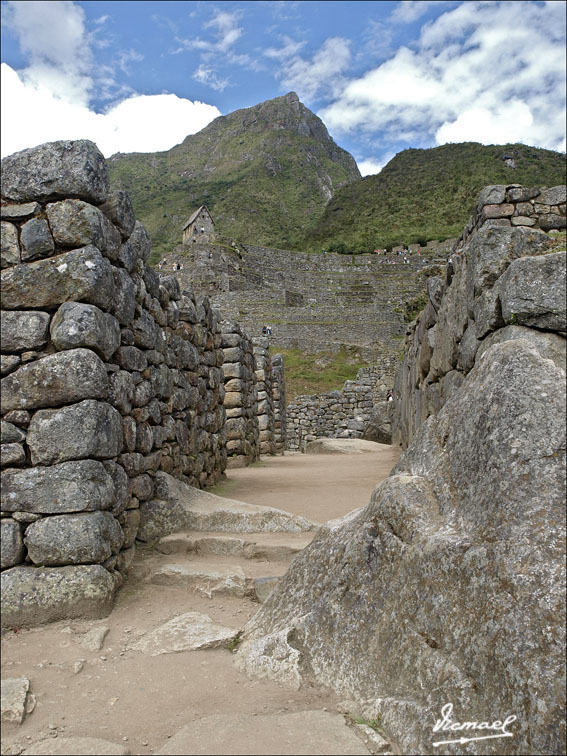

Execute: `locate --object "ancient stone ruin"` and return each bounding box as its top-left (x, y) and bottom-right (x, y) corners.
top-left (236, 194), bottom-right (566, 755)
top-left (1, 138), bottom-right (565, 755)
top-left (221, 319), bottom-right (260, 468)
top-left (0, 140), bottom-right (283, 627)
top-left (286, 368), bottom-right (376, 450)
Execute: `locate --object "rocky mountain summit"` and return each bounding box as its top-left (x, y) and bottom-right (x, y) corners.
top-left (108, 92), bottom-right (360, 259)
top-left (235, 203), bottom-right (566, 754)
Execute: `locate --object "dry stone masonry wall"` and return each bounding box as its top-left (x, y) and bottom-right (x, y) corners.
top-left (455, 183), bottom-right (566, 250)
top-left (221, 320), bottom-right (260, 469)
top-left (253, 337), bottom-right (275, 455)
top-left (286, 368), bottom-right (375, 450)
top-left (393, 184), bottom-right (566, 448)
top-left (271, 354), bottom-right (287, 453)
top-left (0, 140), bottom-right (227, 627)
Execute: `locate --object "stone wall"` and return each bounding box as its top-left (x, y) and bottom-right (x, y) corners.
top-left (271, 354), bottom-right (287, 453)
top-left (286, 368), bottom-right (375, 450)
top-left (455, 183), bottom-right (566, 251)
top-left (221, 320), bottom-right (260, 468)
top-left (0, 140), bottom-right (226, 626)
top-left (393, 184), bottom-right (566, 448)
top-left (253, 337), bottom-right (275, 455)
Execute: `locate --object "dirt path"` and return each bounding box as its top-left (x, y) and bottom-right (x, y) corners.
top-left (1, 445), bottom-right (399, 756)
top-left (211, 446), bottom-right (400, 523)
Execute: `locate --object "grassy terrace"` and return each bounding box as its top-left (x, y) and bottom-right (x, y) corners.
top-left (276, 347), bottom-right (368, 400)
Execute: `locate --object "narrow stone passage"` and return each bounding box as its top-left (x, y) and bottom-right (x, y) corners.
top-left (1, 444), bottom-right (397, 756)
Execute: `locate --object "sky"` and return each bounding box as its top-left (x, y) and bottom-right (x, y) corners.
top-left (1, 0), bottom-right (566, 175)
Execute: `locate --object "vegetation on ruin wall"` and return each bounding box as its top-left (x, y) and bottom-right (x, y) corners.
top-left (303, 142), bottom-right (567, 253)
top-left (277, 347), bottom-right (368, 400)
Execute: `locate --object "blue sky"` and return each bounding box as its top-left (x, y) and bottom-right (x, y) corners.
top-left (1, 1), bottom-right (566, 173)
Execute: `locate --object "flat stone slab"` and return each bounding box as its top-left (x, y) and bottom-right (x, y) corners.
top-left (305, 439), bottom-right (390, 455)
top-left (156, 531), bottom-right (313, 561)
top-left (148, 562), bottom-right (247, 598)
top-left (131, 612), bottom-right (238, 656)
top-left (1, 677), bottom-right (30, 725)
top-left (156, 711), bottom-right (371, 755)
top-left (137, 472), bottom-right (317, 542)
top-left (21, 737), bottom-right (129, 754)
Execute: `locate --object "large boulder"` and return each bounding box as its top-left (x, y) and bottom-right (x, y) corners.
top-left (1, 348), bottom-right (108, 411)
top-left (362, 401), bottom-right (393, 444)
top-left (1, 459), bottom-right (116, 514)
top-left (0, 246), bottom-right (114, 311)
top-left (24, 511), bottom-right (123, 566)
top-left (236, 339), bottom-right (566, 755)
top-left (1, 564), bottom-right (115, 627)
top-left (26, 400), bottom-right (123, 465)
top-left (1, 140), bottom-right (109, 204)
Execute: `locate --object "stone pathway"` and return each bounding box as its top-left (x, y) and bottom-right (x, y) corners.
top-left (2, 455), bottom-right (395, 756)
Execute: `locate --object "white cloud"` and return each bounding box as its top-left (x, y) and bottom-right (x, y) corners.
top-left (357, 158), bottom-right (387, 176)
top-left (320, 1), bottom-right (566, 154)
top-left (204, 9), bottom-right (243, 52)
top-left (1, 63), bottom-right (221, 158)
top-left (193, 64), bottom-right (231, 93)
top-left (177, 8), bottom-right (243, 55)
top-left (269, 36), bottom-right (352, 102)
top-left (1, 1), bottom-right (221, 158)
top-left (390, 1), bottom-right (453, 24)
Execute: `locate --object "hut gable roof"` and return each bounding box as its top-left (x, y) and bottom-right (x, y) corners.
top-left (183, 205), bottom-right (213, 231)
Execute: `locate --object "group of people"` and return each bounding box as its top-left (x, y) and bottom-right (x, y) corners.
top-left (262, 325), bottom-right (273, 336)
top-left (157, 259), bottom-right (184, 272)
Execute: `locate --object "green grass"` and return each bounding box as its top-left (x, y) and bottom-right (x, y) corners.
top-left (277, 346), bottom-right (368, 400)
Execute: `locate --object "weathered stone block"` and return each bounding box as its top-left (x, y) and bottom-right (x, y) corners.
top-left (0, 140), bottom-right (109, 204)
top-left (111, 267), bottom-right (137, 325)
top-left (538, 213), bottom-right (566, 231)
top-left (481, 203), bottom-right (514, 219)
top-left (538, 186), bottom-right (566, 205)
top-left (475, 185), bottom-right (506, 210)
top-left (499, 251), bottom-right (566, 332)
top-left (506, 186), bottom-right (540, 202)
top-left (0, 354), bottom-right (20, 376)
top-left (1, 460), bottom-right (115, 514)
top-left (118, 508), bottom-right (140, 548)
top-left (50, 302), bottom-right (120, 361)
top-left (0, 202), bottom-right (41, 221)
top-left (108, 370), bottom-right (135, 415)
top-left (0, 246), bottom-right (114, 310)
top-left (1, 564), bottom-right (115, 627)
top-left (115, 345), bottom-right (147, 372)
top-left (46, 199), bottom-right (121, 259)
top-left (0, 677), bottom-right (30, 724)
top-left (20, 218), bottom-right (54, 261)
top-left (1, 519), bottom-right (24, 569)
top-left (27, 400), bottom-right (123, 465)
top-left (1, 348), bottom-right (108, 410)
top-left (24, 511), bottom-right (123, 566)
top-left (99, 190), bottom-right (136, 240)
top-left (0, 443), bottom-right (26, 466)
top-left (0, 221), bottom-right (20, 268)
top-left (0, 420), bottom-right (26, 444)
top-left (0, 310), bottom-right (50, 352)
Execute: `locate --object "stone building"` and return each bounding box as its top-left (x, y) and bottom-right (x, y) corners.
top-left (182, 206), bottom-right (215, 244)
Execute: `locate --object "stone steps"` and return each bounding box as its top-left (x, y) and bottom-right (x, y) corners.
top-left (139, 530), bottom-right (313, 602)
top-left (155, 530), bottom-right (314, 561)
